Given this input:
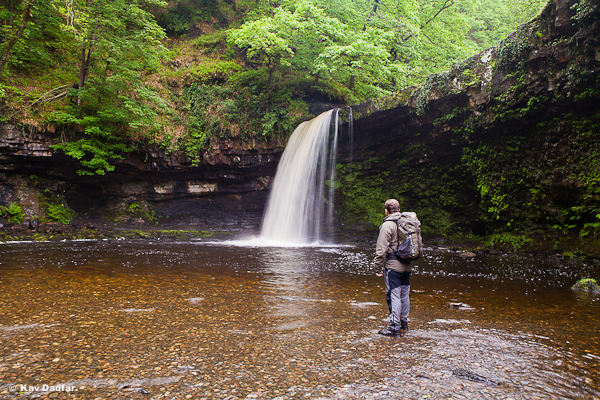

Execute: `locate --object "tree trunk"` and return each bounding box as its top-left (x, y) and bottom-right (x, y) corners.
top-left (8, 0), bottom-right (14, 25)
top-left (363, 0), bottom-right (381, 31)
top-left (77, 3), bottom-right (98, 106)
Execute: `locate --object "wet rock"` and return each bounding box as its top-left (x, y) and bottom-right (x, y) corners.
top-left (459, 252), bottom-right (477, 258)
top-left (452, 368), bottom-right (498, 386)
top-left (571, 279), bottom-right (600, 293)
top-left (428, 319), bottom-right (471, 324)
top-left (448, 302), bottom-right (475, 311)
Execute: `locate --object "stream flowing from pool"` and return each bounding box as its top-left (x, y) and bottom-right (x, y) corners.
top-left (0, 239), bottom-right (598, 399)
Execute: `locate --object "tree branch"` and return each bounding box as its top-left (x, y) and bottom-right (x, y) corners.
top-left (30, 85), bottom-right (72, 106)
top-left (421, 0), bottom-right (454, 30)
top-left (399, 0), bottom-right (454, 43)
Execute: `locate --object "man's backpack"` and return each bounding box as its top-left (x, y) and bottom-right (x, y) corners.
top-left (394, 212), bottom-right (423, 262)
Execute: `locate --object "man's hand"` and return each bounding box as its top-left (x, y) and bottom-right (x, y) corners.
top-left (375, 272), bottom-right (383, 277)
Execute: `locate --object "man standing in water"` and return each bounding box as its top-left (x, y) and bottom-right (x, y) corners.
top-left (374, 199), bottom-right (411, 336)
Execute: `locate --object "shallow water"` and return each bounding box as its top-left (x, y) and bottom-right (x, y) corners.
top-left (0, 240), bottom-right (598, 399)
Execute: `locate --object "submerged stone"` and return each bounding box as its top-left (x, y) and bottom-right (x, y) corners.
top-left (448, 302), bottom-right (475, 311)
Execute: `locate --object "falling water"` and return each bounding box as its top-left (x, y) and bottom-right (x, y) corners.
top-left (348, 106), bottom-right (354, 174)
top-left (327, 109), bottom-right (340, 241)
top-left (261, 109), bottom-right (339, 244)
top-left (348, 106), bottom-right (354, 165)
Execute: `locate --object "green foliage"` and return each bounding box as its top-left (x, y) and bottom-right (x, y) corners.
top-left (572, 277), bottom-right (600, 292)
top-left (497, 29), bottom-right (531, 73)
top-left (461, 145), bottom-right (511, 222)
top-left (226, 0), bottom-right (496, 100)
top-left (335, 162), bottom-right (400, 230)
top-left (0, 0), bottom-right (75, 74)
top-left (153, 0), bottom-right (265, 35)
top-left (39, 191), bottom-right (76, 224)
top-left (463, 0), bottom-right (546, 50)
top-left (126, 202), bottom-right (156, 223)
top-left (45, 204), bottom-right (76, 224)
top-left (0, 202), bottom-right (25, 223)
top-left (459, 98), bottom-right (600, 237)
top-left (46, 0), bottom-right (170, 174)
top-left (189, 60), bottom-right (242, 82)
top-left (184, 69), bottom-right (312, 150)
top-left (2, 0), bottom-right (552, 172)
top-left (576, 278), bottom-right (597, 285)
top-left (50, 113), bottom-right (131, 176)
top-left (485, 233), bottom-right (532, 250)
top-left (582, 214), bottom-right (600, 238)
top-left (193, 30), bottom-right (228, 53)
top-left (571, 0), bottom-right (599, 25)
top-left (416, 75), bottom-right (439, 116)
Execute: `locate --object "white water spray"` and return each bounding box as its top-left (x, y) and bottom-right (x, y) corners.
top-left (261, 109), bottom-right (339, 244)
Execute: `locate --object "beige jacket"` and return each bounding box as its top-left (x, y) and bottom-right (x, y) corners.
top-left (373, 212), bottom-right (412, 274)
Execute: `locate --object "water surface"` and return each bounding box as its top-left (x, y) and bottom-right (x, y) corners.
top-left (0, 240), bottom-right (598, 399)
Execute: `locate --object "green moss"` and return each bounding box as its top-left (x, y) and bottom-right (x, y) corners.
top-left (571, 277), bottom-right (600, 292)
top-left (118, 229), bottom-right (215, 239)
top-left (125, 202), bottom-right (157, 224)
top-left (335, 152), bottom-right (470, 237)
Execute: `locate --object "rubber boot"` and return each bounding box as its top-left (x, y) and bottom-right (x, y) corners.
top-left (401, 320), bottom-right (409, 331)
top-left (378, 326), bottom-right (402, 337)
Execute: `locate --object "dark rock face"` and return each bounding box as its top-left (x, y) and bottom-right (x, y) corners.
top-left (0, 123), bottom-right (281, 227)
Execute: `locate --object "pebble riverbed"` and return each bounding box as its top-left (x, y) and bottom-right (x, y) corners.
top-left (0, 240), bottom-right (598, 399)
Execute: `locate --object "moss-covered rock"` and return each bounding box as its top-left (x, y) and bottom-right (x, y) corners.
top-left (571, 278), bottom-right (600, 293)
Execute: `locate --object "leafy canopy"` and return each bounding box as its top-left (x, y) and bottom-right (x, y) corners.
top-left (50, 0), bottom-right (169, 175)
top-left (227, 0), bottom-right (547, 97)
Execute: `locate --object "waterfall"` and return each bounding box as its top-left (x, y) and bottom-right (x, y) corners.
top-left (327, 109), bottom-right (339, 240)
top-left (261, 109), bottom-right (339, 244)
top-left (348, 106), bottom-right (354, 174)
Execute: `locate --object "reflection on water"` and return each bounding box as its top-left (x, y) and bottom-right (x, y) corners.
top-left (0, 240), bottom-right (598, 399)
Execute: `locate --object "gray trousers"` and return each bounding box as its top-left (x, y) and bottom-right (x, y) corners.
top-left (384, 269), bottom-right (411, 329)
